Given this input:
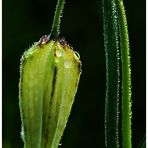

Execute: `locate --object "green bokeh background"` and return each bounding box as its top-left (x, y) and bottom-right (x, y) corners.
top-left (3, 0), bottom-right (145, 147)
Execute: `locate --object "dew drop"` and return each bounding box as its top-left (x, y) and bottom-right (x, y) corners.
top-left (55, 50), bottom-right (63, 57)
top-left (74, 51), bottom-right (80, 59)
top-left (64, 60), bottom-right (72, 68)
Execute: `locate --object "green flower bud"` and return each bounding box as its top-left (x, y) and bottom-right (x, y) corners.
top-left (19, 36), bottom-right (81, 148)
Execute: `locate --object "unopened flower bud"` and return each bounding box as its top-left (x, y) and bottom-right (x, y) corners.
top-left (19, 36), bottom-right (81, 148)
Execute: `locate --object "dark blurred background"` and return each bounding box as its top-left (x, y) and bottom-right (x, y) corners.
top-left (2, 0), bottom-right (146, 147)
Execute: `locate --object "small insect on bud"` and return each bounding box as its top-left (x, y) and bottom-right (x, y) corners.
top-left (19, 36), bottom-right (81, 148)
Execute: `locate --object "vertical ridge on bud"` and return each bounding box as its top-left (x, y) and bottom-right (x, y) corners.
top-left (19, 40), bottom-right (55, 148)
top-left (42, 41), bottom-right (81, 148)
top-left (19, 38), bottom-right (81, 148)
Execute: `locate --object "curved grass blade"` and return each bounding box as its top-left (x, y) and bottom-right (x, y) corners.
top-left (116, 0), bottom-right (132, 147)
top-left (102, 0), bottom-right (120, 147)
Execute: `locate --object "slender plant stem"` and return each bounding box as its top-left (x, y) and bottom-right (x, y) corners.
top-left (116, 0), bottom-right (132, 147)
top-left (50, 0), bottom-right (65, 38)
top-left (102, 0), bottom-right (120, 147)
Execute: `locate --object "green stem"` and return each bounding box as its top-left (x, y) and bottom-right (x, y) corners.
top-left (102, 0), bottom-right (120, 147)
top-left (116, 0), bottom-right (132, 147)
top-left (50, 0), bottom-right (65, 38)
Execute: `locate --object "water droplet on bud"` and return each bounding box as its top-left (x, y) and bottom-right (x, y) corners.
top-left (55, 50), bottom-right (63, 57)
top-left (64, 60), bottom-right (72, 68)
top-left (74, 51), bottom-right (80, 59)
